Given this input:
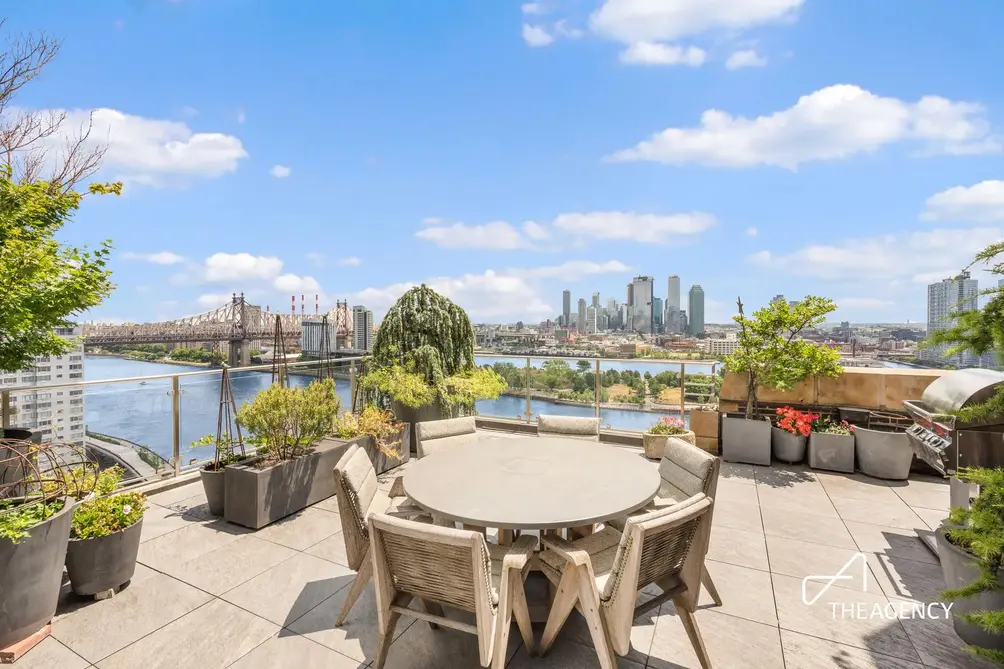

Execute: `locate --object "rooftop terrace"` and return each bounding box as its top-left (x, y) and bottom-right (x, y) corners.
top-left (12, 429), bottom-right (986, 669)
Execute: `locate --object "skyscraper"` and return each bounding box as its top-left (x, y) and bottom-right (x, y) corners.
top-left (577, 298), bottom-right (587, 334)
top-left (772, 294), bottom-right (786, 305)
top-left (666, 274), bottom-right (681, 334)
top-left (652, 297), bottom-right (664, 331)
top-left (562, 290), bottom-right (571, 327)
top-left (688, 285), bottom-right (705, 336)
top-left (352, 305), bottom-right (374, 351)
top-left (630, 276), bottom-right (654, 333)
top-left (585, 306), bottom-right (598, 334)
top-left (591, 292), bottom-right (600, 309)
top-left (923, 272), bottom-right (978, 366)
top-left (626, 282), bottom-right (634, 307)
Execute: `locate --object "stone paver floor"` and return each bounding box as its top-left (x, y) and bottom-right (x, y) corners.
top-left (12, 437), bottom-right (987, 668)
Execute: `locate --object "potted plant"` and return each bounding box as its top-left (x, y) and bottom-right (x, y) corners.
top-left (808, 417), bottom-right (855, 473)
top-left (330, 406), bottom-right (410, 474)
top-left (855, 412), bottom-right (914, 480)
top-left (643, 416), bottom-right (695, 459)
top-left (772, 407), bottom-right (818, 464)
top-left (225, 379), bottom-right (342, 529)
top-left (190, 363), bottom-right (246, 516)
top-left (65, 466), bottom-right (146, 598)
top-left (939, 467), bottom-right (1004, 660)
top-left (358, 285), bottom-right (507, 449)
top-left (722, 296), bottom-right (842, 465)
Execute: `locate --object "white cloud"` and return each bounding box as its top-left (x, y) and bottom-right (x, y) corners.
top-left (522, 24), bottom-right (555, 47)
top-left (522, 2), bottom-right (544, 15)
top-left (836, 297), bottom-right (896, 309)
top-left (196, 293), bottom-right (231, 308)
top-left (620, 42), bottom-right (706, 66)
top-left (922, 180), bottom-right (1004, 223)
top-left (512, 260), bottom-right (633, 280)
top-left (749, 226), bottom-right (1003, 283)
top-left (553, 20), bottom-right (585, 39)
top-left (44, 108), bottom-right (247, 184)
top-left (610, 85), bottom-right (1001, 169)
top-left (338, 257), bottom-right (363, 267)
top-left (745, 226), bottom-right (758, 237)
top-left (305, 252), bottom-right (326, 266)
top-left (522, 220), bottom-right (551, 240)
top-left (591, 0), bottom-right (803, 43)
top-left (417, 220), bottom-right (531, 250)
top-left (726, 49), bottom-right (767, 69)
top-left (180, 106), bottom-right (199, 117)
top-left (269, 164), bottom-right (291, 178)
top-left (552, 211), bottom-right (715, 243)
top-left (273, 274), bottom-right (320, 292)
top-left (204, 253), bottom-right (283, 282)
top-left (120, 251), bottom-right (186, 265)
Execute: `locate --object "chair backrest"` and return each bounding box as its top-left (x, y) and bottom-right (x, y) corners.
top-left (536, 415), bottom-right (600, 441)
top-left (333, 443), bottom-right (379, 570)
top-left (415, 416), bottom-right (477, 458)
top-left (657, 437), bottom-right (720, 501)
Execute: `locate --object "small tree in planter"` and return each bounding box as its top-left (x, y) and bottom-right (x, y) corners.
top-left (66, 466), bottom-right (147, 598)
top-left (359, 285), bottom-right (507, 446)
top-left (332, 406), bottom-right (408, 474)
top-left (643, 416), bottom-right (695, 459)
top-left (721, 296), bottom-right (841, 465)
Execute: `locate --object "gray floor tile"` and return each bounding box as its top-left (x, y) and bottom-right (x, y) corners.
top-left (304, 531), bottom-right (351, 567)
top-left (166, 534), bottom-right (297, 595)
top-left (311, 495), bottom-right (342, 515)
top-left (713, 480), bottom-right (760, 506)
top-left (137, 519), bottom-right (246, 572)
top-left (711, 499), bottom-right (762, 533)
top-left (378, 608), bottom-right (522, 669)
top-left (684, 559), bottom-right (778, 626)
top-left (911, 506), bottom-right (948, 532)
top-left (753, 464), bottom-right (819, 489)
top-left (844, 521), bottom-right (939, 565)
top-left (51, 573), bottom-right (211, 663)
top-left (887, 477), bottom-right (951, 511)
top-left (830, 495), bottom-right (927, 531)
top-left (647, 608), bottom-right (784, 669)
top-left (9, 637), bottom-right (89, 669)
top-left (893, 596), bottom-right (999, 668)
top-left (779, 629), bottom-right (925, 668)
top-left (146, 482), bottom-right (203, 507)
top-left (254, 507), bottom-right (341, 551)
top-left (766, 535), bottom-right (874, 592)
top-left (757, 485), bottom-right (839, 518)
top-left (507, 637), bottom-right (645, 668)
top-left (719, 462), bottom-right (757, 485)
top-left (760, 506), bottom-right (857, 549)
top-left (228, 633), bottom-right (364, 668)
top-left (222, 552), bottom-right (354, 626)
top-left (708, 527), bottom-right (769, 571)
top-left (550, 596), bottom-right (660, 664)
top-left (95, 599), bottom-right (277, 669)
top-left (815, 472), bottom-right (900, 502)
top-left (868, 553), bottom-right (947, 604)
top-left (137, 503), bottom-right (192, 543)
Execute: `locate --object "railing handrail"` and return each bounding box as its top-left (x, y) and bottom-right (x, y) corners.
top-left (474, 352), bottom-right (720, 366)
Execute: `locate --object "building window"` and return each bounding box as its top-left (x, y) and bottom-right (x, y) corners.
top-left (69, 364), bottom-right (82, 371)
top-left (36, 375), bottom-right (51, 382)
top-left (69, 355), bottom-right (82, 362)
top-left (69, 373), bottom-right (83, 379)
top-left (69, 390), bottom-right (82, 396)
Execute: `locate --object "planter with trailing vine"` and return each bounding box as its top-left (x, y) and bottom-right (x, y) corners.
top-left (808, 419), bottom-right (856, 473)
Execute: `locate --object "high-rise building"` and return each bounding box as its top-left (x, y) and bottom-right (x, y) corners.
top-left (352, 305), bottom-right (374, 351)
top-left (666, 274), bottom-right (681, 334)
top-left (626, 283), bottom-right (634, 307)
top-left (591, 293), bottom-right (600, 310)
top-left (772, 294), bottom-right (786, 305)
top-left (585, 306), bottom-right (598, 334)
top-left (630, 276), bottom-right (654, 333)
top-left (923, 272), bottom-right (978, 366)
top-left (619, 304), bottom-right (631, 331)
top-left (688, 285), bottom-right (705, 335)
top-left (577, 298), bottom-right (587, 334)
top-left (301, 317), bottom-right (337, 356)
top-left (2, 326), bottom-right (85, 445)
top-left (562, 290), bottom-right (571, 327)
top-left (652, 297), bottom-right (664, 331)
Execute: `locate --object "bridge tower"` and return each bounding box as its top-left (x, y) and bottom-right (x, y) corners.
top-left (228, 293), bottom-right (252, 367)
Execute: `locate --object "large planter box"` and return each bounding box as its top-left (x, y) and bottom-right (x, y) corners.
top-left (771, 426), bottom-right (807, 464)
top-left (642, 431), bottom-right (696, 460)
top-left (721, 416), bottom-right (771, 465)
top-left (937, 529), bottom-right (1004, 652)
top-left (808, 432), bottom-right (855, 473)
top-left (354, 427), bottom-right (411, 475)
top-left (855, 427), bottom-right (913, 480)
top-left (66, 518), bottom-right (143, 596)
top-left (689, 410), bottom-right (719, 441)
top-left (392, 401), bottom-right (459, 455)
top-left (0, 498), bottom-right (73, 648)
top-left (224, 438), bottom-right (353, 529)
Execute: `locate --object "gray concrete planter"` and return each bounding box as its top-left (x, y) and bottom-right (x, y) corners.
top-left (0, 498), bottom-right (73, 648)
top-left (771, 427), bottom-right (807, 464)
top-left (392, 401), bottom-right (459, 455)
top-left (200, 467), bottom-right (226, 516)
top-left (65, 517), bottom-right (143, 596)
top-left (855, 427), bottom-right (913, 480)
top-left (808, 432), bottom-right (855, 473)
top-left (721, 417), bottom-right (772, 465)
top-left (937, 529), bottom-right (1004, 652)
top-left (224, 438), bottom-right (353, 529)
top-left (353, 427), bottom-right (411, 475)
top-left (642, 431), bottom-right (696, 459)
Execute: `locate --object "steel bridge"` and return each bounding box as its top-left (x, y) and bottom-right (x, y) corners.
top-left (82, 294), bottom-right (353, 366)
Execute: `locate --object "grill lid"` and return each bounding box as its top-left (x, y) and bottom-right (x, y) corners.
top-left (919, 368), bottom-right (1004, 417)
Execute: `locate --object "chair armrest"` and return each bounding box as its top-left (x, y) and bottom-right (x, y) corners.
top-left (388, 476), bottom-right (407, 499)
top-left (541, 534), bottom-right (592, 567)
top-left (502, 535), bottom-right (538, 571)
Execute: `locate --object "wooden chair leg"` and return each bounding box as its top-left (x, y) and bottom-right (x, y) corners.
top-left (540, 568), bottom-right (580, 656)
top-left (675, 599), bottom-right (712, 669)
top-left (701, 566), bottom-right (722, 607)
top-left (335, 552), bottom-right (372, 626)
top-left (511, 576), bottom-right (536, 657)
top-left (492, 579), bottom-right (514, 669)
top-left (373, 610), bottom-right (401, 669)
top-left (575, 566), bottom-right (617, 669)
top-left (422, 599), bottom-right (444, 630)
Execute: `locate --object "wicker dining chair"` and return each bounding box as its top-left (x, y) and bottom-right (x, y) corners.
top-left (368, 513), bottom-right (538, 669)
top-left (607, 437), bottom-right (723, 608)
top-left (415, 416), bottom-right (479, 458)
top-left (536, 415), bottom-right (600, 441)
top-left (331, 443), bottom-right (428, 626)
top-left (537, 493), bottom-right (715, 669)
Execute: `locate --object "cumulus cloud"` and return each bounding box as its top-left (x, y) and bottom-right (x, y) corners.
top-left (273, 274), bottom-right (320, 292)
top-left (522, 2), bottom-right (544, 15)
top-left (552, 211), bottom-right (716, 243)
top-left (745, 227), bottom-right (758, 237)
top-left (203, 253), bottom-right (283, 282)
top-left (120, 251), bottom-right (185, 265)
top-left (620, 42), bottom-right (706, 66)
top-left (522, 24), bottom-right (554, 47)
top-left (416, 220), bottom-right (532, 250)
top-left (269, 164), bottom-right (291, 178)
top-left (338, 257), bottom-right (363, 266)
top-left (196, 293), bottom-right (232, 308)
top-left (725, 49), bottom-right (767, 69)
top-left (590, 0), bottom-right (803, 43)
top-left (922, 180), bottom-right (1004, 223)
top-left (522, 221), bottom-right (551, 240)
top-left (610, 85), bottom-right (1001, 169)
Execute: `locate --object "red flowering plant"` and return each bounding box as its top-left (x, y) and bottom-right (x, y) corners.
top-left (774, 406), bottom-right (819, 437)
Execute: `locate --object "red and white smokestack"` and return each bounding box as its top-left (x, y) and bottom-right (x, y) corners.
top-left (266, 304), bottom-right (270, 314)
top-left (291, 295), bottom-right (295, 314)
top-left (315, 294), bottom-right (319, 315)
top-left (301, 295), bottom-right (305, 316)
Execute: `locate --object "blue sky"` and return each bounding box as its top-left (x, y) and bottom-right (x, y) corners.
top-left (8, 0), bottom-right (1004, 325)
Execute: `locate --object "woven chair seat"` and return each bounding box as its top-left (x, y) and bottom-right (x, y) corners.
top-left (538, 527), bottom-right (622, 597)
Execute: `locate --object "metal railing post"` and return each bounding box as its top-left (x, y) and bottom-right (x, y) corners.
top-left (524, 357), bottom-right (533, 422)
top-left (594, 359), bottom-right (601, 419)
top-left (679, 363), bottom-right (686, 420)
top-left (171, 376), bottom-right (181, 477)
top-left (1, 390), bottom-right (9, 430)
top-left (349, 360), bottom-right (357, 412)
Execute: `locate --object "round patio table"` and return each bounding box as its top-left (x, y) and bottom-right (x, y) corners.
top-left (403, 436), bottom-right (661, 531)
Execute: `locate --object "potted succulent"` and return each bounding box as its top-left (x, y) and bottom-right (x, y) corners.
top-left (722, 296), bottom-right (841, 465)
top-left (65, 466), bottom-right (147, 597)
top-left (643, 416), bottom-right (695, 459)
top-left (330, 406), bottom-right (410, 474)
top-left (808, 417), bottom-right (856, 473)
top-left (226, 379), bottom-right (342, 529)
top-left (772, 407), bottom-right (818, 464)
top-left (358, 285), bottom-right (507, 450)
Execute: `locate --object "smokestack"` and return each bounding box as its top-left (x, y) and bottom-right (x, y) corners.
top-left (301, 295), bottom-right (305, 316)
top-left (266, 304), bottom-right (270, 313)
top-left (315, 294), bottom-right (319, 315)
top-left (291, 295), bottom-right (295, 315)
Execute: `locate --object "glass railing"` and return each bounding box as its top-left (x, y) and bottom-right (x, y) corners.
top-left (0, 353), bottom-right (722, 486)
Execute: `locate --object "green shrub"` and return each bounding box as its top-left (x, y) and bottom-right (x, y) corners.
top-left (236, 379), bottom-right (340, 461)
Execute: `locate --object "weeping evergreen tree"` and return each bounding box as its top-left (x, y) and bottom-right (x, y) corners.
top-left (361, 285), bottom-right (505, 412)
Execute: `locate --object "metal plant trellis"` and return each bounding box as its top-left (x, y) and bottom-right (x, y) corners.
top-left (213, 365), bottom-right (245, 468)
top-left (0, 439), bottom-right (97, 509)
top-left (316, 315), bottom-right (335, 381)
top-left (270, 314), bottom-right (290, 389)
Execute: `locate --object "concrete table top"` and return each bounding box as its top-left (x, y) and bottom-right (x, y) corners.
top-left (403, 437), bottom-right (661, 530)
